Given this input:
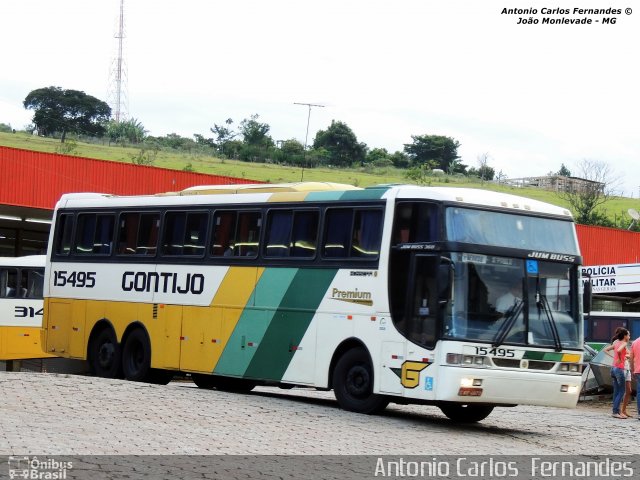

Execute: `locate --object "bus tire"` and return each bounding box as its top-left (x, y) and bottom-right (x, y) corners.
top-left (439, 404), bottom-right (494, 423)
top-left (191, 374), bottom-right (255, 391)
top-left (332, 347), bottom-right (389, 414)
top-left (148, 369), bottom-right (174, 385)
top-left (213, 376), bottom-right (256, 392)
top-left (88, 327), bottom-right (122, 379)
top-left (122, 328), bottom-right (151, 382)
top-left (192, 373), bottom-right (216, 389)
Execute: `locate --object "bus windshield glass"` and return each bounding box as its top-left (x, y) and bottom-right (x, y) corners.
top-left (442, 253), bottom-right (581, 349)
top-left (445, 207), bottom-right (579, 254)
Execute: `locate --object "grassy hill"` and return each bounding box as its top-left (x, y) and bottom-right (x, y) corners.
top-left (1, 131), bottom-right (637, 225)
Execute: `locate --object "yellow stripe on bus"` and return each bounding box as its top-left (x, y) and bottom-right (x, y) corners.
top-left (179, 267), bottom-right (265, 373)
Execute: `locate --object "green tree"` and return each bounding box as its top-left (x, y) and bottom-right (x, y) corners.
top-left (557, 163), bottom-right (572, 176)
top-left (23, 86), bottom-right (111, 142)
top-left (312, 120), bottom-right (366, 167)
top-left (404, 134), bottom-right (465, 173)
top-left (390, 151), bottom-right (411, 169)
top-left (210, 118), bottom-right (236, 156)
top-left (275, 139), bottom-right (305, 165)
top-left (239, 114), bottom-right (273, 147)
top-left (365, 147), bottom-right (392, 166)
top-left (0, 122), bottom-right (13, 133)
top-left (193, 134), bottom-right (215, 149)
top-left (467, 152), bottom-right (495, 183)
top-left (107, 118), bottom-right (147, 144)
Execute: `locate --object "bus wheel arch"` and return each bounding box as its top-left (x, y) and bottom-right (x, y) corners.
top-left (121, 323), bottom-right (152, 382)
top-left (330, 340), bottom-right (389, 414)
top-left (87, 320), bottom-right (122, 379)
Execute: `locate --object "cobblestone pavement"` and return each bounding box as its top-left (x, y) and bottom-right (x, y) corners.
top-left (0, 372), bottom-right (637, 456)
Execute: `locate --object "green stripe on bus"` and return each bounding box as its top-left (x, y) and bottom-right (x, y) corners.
top-left (339, 188), bottom-right (389, 200)
top-left (213, 268), bottom-right (299, 377)
top-left (523, 351), bottom-right (564, 362)
top-left (244, 268), bottom-right (338, 381)
top-left (304, 191), bottom-right (346, 202)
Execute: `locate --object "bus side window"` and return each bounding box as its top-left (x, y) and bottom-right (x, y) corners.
top-left (55, 214), bottom-right (74, 255)
top-left (74, 213), bottom-right (114, 255)
top-left (118, 213), bottom-right (139, 254)
top-left (211, 211), bottom-right (237, 257)
top-left (392, 202), bottom-right (438, 245)
top-left (184, 212), bottom-right (208, 256)
top-left (0, 268), bottom-right (18, 298)
top-left (118, 212), bottom-right (159, 256)
top-left (26, 269), bottom-right (44, 298)
top-left (164, 211), bottom-right (208, 256)
top-left (291, 211), bottom-right (318, 258)
top-left (162, 212), bottom-right (187, 255)
top-left (236, 212), bottom-right (261, 257)
top-left (264, 211), bottom-right (292, 257)
top-left (323, 209), bottom-right (352, 258)
top-left (137, 214), bottom-right (159, 255)
top-left (351, 209), bottom-right (382, 258)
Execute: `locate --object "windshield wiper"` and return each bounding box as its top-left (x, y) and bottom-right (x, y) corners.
top-left (536, 291), bottom-right (563, 352)
top-left (493, 299), bottom-right (524, 348)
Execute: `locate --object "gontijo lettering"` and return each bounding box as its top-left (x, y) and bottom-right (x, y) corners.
top-left (122, 271), bottom-right (204, 294)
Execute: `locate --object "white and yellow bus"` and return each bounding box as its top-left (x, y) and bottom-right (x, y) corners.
top-left (1, 255), bottom-right (52, 362)
top-left (43, 182), bottom-right (584, 422)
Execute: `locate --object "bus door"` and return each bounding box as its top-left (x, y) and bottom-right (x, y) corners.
top-left (405, 254), bottom-right (440, 349)
top-left (381, 253), bottom-right (441, 394)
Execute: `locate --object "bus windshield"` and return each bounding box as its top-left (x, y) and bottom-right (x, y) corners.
top-left (445, 207), bottom-right (579, 254)
top-left (442, 253), bottom-right (581, 349)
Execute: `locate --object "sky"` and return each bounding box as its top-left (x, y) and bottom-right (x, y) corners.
top-left (1, 0), bottom-right (638, 197)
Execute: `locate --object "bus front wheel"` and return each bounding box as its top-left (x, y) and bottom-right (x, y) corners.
top-left (332, 347), bottom-right (389, 414)
top-left (89, 327), bottom-right (121, 379)
top-left (192, 373), bottom-right (216, 389)
top-left (439, 404), bottom-right (494, 423)
top-left (192, 374), bottom-right (256, 392)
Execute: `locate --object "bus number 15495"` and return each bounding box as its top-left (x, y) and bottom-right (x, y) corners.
top-left (53, 271), bottom-right (96, 288)
top-left (474, 347), bottom-right (515, 357)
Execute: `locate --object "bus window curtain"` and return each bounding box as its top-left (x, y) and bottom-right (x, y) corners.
top-left (265, 211), bottom-right (292, 257)
top-left (352, 210), bottom-right (382, 257)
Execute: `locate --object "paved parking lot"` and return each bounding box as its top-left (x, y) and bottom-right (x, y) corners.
top-left (1, 371), bottom-right (637, 457)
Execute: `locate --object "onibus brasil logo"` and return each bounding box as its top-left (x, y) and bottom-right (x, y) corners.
top-left (7, 456), bottom-right (72, 479)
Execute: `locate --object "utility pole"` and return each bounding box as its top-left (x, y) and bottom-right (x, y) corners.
top-left (294, 102), bottom-right (325, 181)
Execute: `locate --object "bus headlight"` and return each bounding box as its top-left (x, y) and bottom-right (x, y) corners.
top-left (559, 363), bottom-right (582, 373)
top-left (446, 353), bottom-right (462, 364)
top-left (446, 353), bottom-right (487, 367)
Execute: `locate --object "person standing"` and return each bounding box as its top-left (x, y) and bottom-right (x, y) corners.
top-left (604, 327), bottom-right (633, 417)
top-left (610, 328), bottom-right (630, 419)
top-left (630, 333), bottom-right (640, 420)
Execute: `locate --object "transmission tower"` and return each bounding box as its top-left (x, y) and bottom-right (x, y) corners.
top-left (107, 0), bottom-right (128, 122)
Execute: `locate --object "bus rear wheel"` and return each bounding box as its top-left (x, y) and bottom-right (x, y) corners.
top-left (122, 329), bottom-right (151, 382)
top-left (439, 404), bottom-right (494, 423)
top-left (332, 347), bottom-right (389, 414)
top-left (88, 327), bottom-right (121, 379)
